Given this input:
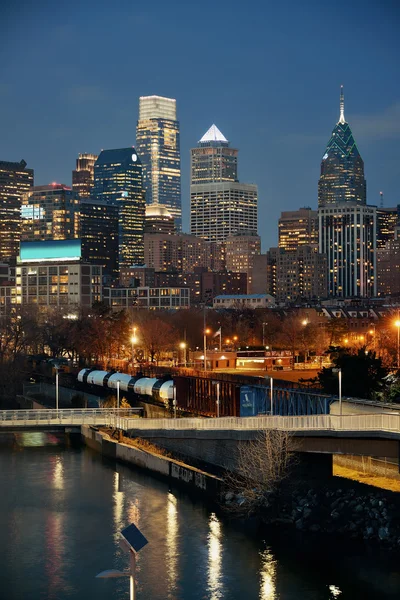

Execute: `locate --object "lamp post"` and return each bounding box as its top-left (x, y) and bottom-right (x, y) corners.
top-left (131, 327), bottom-right (137, 368)
top-left (204, 328), bottom-right (210, 371)
top-left (332, 368), bottom-right (342, 416)
top-left (117, 380), bottom-right (120, 409)
top-left (216, 382), bottom-right (220, 418)
top-left (270, 376), bottom-right (273, 416)
top-left (262, 322), bottom-right (267, 346)
top-left (55, 368), bottom-right (59, 414)
top-left (395, 318), bottom-right (400, 370)
top-left (180, 342), bottom-right (187, 367)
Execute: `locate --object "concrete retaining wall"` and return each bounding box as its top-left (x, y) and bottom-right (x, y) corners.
top-left (81, 426), bottom-right (221, 496)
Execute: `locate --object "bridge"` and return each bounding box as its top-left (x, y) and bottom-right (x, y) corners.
top-left (0, 408), bottom-right (142, 429)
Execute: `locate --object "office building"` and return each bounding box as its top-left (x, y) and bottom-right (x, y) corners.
top-left (278, 208), bottom-right (318, 251)
top-left (377, 231), bottom-right (400, 296)
top-left (16, 239), bottom-right (102, 308)
top-left (190, 125), bottom-right (258, 241)
top-left (144, 204), bottom-right (176, 234)
top-left (318, 88), bottom-right (376, 297)
top-left (276, 246), bottom-right (328, 302)
top-left (80, 199), bottom-right (119, 280)
top-left (225, 232), bottom-right (261, 292)
top-left (72, 153), bottom-right (98, 198)
top-left (103, 286), bottom-right (189, 311)
top-left (136, 96), bottom-right (181, 229)
top-left (93, 148), bottom-right (146, 269)
top-left (21, 184), bottom-right (80, 243)
top-left (0, 159), bottom-right (34, 262)
top-left (213, 294), bottom-right (275, 309)
top-left (251, 249), bottom-right (279, 297)
top-left (144, 232), bottom-right (208, 273)
top-left (318, 87), bottom-right (366, 207)
top-left (376, 206), bottom-right (399, 248)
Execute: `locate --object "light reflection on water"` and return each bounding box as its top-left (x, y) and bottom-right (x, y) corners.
top-left (0, 438), bottom-right (399, 600)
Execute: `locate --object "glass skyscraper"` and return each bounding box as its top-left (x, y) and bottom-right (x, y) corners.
top-left (93, 148), bottom-right (145, 268)
top-left (318, 88), bottom-right (376, 297)
top-left (72, 153), bottom-right (98, 198)
top-left (136, 96), bottom-right (181, 230)
top-left (318, 87), bottom-right (366, 207)
top-left (0, 159), bottom-right (33, 262)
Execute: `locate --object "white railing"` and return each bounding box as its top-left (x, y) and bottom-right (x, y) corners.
top-left (109, 413), bottom-right (400, 434)
top-left (0, 408), bottom-right (141, 427)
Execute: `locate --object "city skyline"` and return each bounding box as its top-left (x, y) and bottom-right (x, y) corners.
top-left (0, 0), bottom-right (398, 251)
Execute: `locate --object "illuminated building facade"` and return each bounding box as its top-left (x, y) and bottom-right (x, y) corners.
top-left (103, 286), bottom-right (189, 310)
top-left (21, 184), bottom-right (80, 243)
top-left (16, 240), bottom-right (102, 307)
top-left (0, 159), bottom-right (33, 262)
top-left (318, 88), bottom-right (376, 298)
top-left (376, 206), bottom-right (399, 248)
top-left (144, 204), bottom-right (176, 234)
top-left (93, 148), bottom-right (146, 268)
top-left (80, 199), bottom-right (119, 280)
top-left (278, 208), bottom-right (318, 251)
top-left (377, 231), bottom-right (400, 296)
top-left (190, 125), bottom-right (258, 241)
top-left (225, 232), bottom-right (261, 293)
top-left (72, 153), bottom-right (98, 198)
top-left (318, 87), bottom-right (366, 207)
top-left (276, 246), bottom-right (327, 302)
top-left (136, 96), bottom-right (181, 230)
top-left (144, 232), bottom-right (208, 273)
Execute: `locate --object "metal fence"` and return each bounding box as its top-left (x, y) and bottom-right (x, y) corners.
top-left (0, 408), bottom-right (141, 427)
top-left (110, 413), bottom-right (400, 434)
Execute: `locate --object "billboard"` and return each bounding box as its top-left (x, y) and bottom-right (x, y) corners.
top-left (20, 239), bottom-right (82, 262)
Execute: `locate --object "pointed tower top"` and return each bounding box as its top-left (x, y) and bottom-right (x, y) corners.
top-left (339, 85), bottom-right (346, 124)
top-left (199, 124), bottom-right (228, 144)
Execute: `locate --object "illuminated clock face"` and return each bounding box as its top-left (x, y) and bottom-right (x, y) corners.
top-left (132, 153), bottom-right (137, 162)
top-left (322, 153), bottom-right (328, 160)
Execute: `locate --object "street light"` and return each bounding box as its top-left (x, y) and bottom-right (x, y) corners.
top-left (269, 376), bottom-right (273, 416)
top-left (96, 523), bottom-right (148, 600)
top-left (204, 328), bottom-right (211, 371)
top-left (116, 380), bottom-right (120, 409)
top-left (332, 368), bottom-right (342, 416)
top-left (179, 342), bottom-right (187, 367)
top-left (262, 322), bottom-right (268, 346)
top-left (55, 368), bottom-right (59, 414)
top-left (131, 327), bottom-right (137, 367)
top-left (395, 318), bottom-right (400, 369)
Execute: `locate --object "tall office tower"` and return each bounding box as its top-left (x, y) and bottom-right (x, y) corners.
top-left (376, 230), bottom-right (400, 296)
top-left (93, 148), bottom-right (146, 268)
top-left (318, 88), bottom-right (376, 297)
top-left (136, 96), bottom-right (181, 230)
top-left (318, 87), bottom-right (366, 207)
top-left (225, 232), bottom-right (261, 292)
top-left (144, 232), bottom-right (208, 273)
top-left (72, 153), bottom-right (98, 198)
top-left (376, 206), bottom-right (399, 248)
top-left (251, 249), bottom-right (279, 296)
top-left (190, 125), bottom-right (258, 241)
top-left (21, 184), bottom-right (80, 242)
top-left (144, 204), bottom-right (176, 234)
top-left (80, 199), bottom-right (119, 281)
top-left (278, 208), bottom-right (318, 251)
top-left (276, 246), bottom-right (327, 302)
top-left (0, 159), bottom-right (34, 262)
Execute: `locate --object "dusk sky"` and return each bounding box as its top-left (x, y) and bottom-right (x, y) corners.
top-left (1, 0), bottom-right (399, 250)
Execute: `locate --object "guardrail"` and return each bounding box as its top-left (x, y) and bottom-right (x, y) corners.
top-left (0, 408), bottom-right (142, 427)
top-left (110, 413), bottom-right (400, 434)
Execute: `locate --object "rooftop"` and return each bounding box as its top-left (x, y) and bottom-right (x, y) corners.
top-left (199, 124), bottom-right (228, 144)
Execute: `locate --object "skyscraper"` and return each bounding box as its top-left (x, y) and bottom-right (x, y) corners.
top-left (190, 125), bottom-right (258, 242)
top-left (318, 87), bottom-right (366, 207)
top-left (318, 88), bottom-right (376, 297)
top-left (80, 199), bottom-right (119, 280)
top-left (0, 159), bottom-right (34, 262)
top-left (92, 148), bottom-right (145, 268)
top-left (136, 96), bottom-right (181, 230)
top-left (21, 184), bottom-right (80, 242)
top-left (72, 153), bottom-right (98, 198)
top-left (278, 208), bottom-right (318, 251)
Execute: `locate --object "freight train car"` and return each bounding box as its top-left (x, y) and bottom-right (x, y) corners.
top-left (77, 369), bottom-right (174, 404)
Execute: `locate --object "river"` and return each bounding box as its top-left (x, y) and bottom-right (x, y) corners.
top-left (0, 432), bottom-right (399, 600)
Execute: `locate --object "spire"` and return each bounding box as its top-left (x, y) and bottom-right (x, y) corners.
top-left (339, 85), bottom-right (345, 124)
top-left (199, 124), bottom-right (228, 144)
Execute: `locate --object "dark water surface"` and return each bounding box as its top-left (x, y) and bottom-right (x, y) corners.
top-left (0, 432), bottom-right (399, 600)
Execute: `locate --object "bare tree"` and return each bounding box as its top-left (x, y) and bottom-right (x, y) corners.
top-left (225, 430), bottom-right (296, 516)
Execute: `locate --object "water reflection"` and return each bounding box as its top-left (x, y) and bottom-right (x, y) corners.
top-left (52, 456), bottom-right (64, 489)
top-left (166, 492), bottom-right (179, 597)
top-left (113, 471), bottom-right (124, 534)
top-left (259, 548), bottom-right (277, 600)
top-left (207, 513), bottom-right (222, 599)
top-left (329, 584), bottom-right (342, 597)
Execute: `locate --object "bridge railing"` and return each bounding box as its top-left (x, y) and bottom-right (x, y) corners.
top-left (111, 412), bottom-right (400, 433)
top-left (0, 408), bottom-right (142, 426)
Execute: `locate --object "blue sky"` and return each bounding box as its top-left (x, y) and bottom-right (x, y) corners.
top-left (1, 0), bottom-right (399, 250)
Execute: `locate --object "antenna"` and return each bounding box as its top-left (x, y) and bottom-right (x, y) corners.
top-left (339, 85), bottom-right (345, 124)
top-left (380, 191), bottom-right (384, 208)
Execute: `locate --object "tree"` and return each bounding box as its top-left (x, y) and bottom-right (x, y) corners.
top-left (318, 348), bottom-right (389, 400)
top-left (225, 430), bottom-right (295, 516)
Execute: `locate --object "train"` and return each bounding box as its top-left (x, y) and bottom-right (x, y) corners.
top-left (77, 369), bottom-right (174, 404)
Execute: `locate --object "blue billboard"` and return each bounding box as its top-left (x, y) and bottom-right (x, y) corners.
top-left (240, 385), bottom-right (267, 417)
top-left (20, 239), bottom-right (81, 262)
